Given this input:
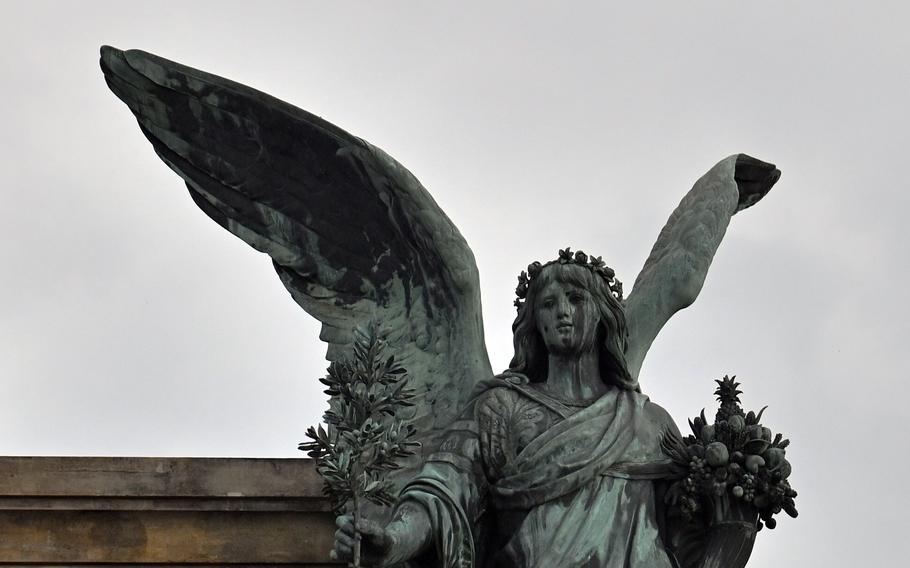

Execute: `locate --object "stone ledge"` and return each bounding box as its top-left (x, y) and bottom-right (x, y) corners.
top-left (0, 456), bottom-right (338, 565)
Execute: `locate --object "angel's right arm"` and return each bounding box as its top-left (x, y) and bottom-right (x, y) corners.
top-left (388, 389), bottom-right (512, 567)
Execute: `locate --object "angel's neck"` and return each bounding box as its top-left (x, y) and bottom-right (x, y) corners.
top-left (544, 350), bottom-right (607, 401)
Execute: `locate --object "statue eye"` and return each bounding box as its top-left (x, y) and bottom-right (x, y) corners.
top-left (541, 298), bottom-right (555, 309)
top-left (569, 292), bottom-right (585, 304)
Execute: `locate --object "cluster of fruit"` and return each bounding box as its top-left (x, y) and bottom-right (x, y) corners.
top-left (662, 376), bottom-right (798, 531)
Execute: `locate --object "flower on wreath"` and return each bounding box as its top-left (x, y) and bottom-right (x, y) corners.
top-left (514, 248), bottom-right (624, 311)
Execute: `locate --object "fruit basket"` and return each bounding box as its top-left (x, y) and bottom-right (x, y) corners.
top-left (662, 376), bottom-right (798, 534)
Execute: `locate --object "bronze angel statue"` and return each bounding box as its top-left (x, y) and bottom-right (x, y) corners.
top-left (100, 46), bottom-right (780, 568)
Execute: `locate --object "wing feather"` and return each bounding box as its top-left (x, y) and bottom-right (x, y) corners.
top-left (100, 46), bottom-right (491, 445)
top-left (624, 155), bottom-right (779, 381)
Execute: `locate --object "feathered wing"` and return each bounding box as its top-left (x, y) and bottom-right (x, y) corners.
top-left (99, 46), bottom-right (492, 450)
top-left (624, 155), bottom-right (780, 381)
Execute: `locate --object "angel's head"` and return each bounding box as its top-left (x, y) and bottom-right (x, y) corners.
top-left (509, 258), bottom-right (636, 390)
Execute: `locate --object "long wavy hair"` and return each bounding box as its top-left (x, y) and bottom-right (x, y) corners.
top-left (508, 262), bottom-right (637, 390)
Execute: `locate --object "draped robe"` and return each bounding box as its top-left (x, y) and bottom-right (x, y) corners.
top-left (398, 375), bottom-right (691, 567)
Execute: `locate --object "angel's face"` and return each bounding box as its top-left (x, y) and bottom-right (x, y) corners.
top-left (535, 279), bottom-right (600, 356)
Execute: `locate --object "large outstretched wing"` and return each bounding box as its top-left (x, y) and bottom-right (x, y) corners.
top-left (99, 46), bottom-right (492, 448)
top-left (624, 155), bottom-right (780, 380)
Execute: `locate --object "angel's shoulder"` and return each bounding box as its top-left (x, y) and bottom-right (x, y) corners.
top-left (474, 384), bottom-right (524, 417)
top-left (641, 396), bottom-right (681, 435)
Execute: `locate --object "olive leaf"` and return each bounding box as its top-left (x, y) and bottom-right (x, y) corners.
top-left (300, 323), bottom-right (420, 515)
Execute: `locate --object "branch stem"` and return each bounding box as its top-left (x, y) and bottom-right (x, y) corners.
top-left (352, 493), bottom-right (362, 568)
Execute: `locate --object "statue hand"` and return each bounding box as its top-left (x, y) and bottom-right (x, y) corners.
top-left (331, 514), bottom-right (395, 567)
top-left (734, 154), bottom-right (781, 212)
top-left (331, 505), bottom-right (431, 567)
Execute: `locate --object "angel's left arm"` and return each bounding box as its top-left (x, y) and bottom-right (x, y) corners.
top-left (623, 154), bottom-right (780, 380)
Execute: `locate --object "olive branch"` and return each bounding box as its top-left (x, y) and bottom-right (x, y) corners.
top-left (299, 325), bottom-right (419, 567)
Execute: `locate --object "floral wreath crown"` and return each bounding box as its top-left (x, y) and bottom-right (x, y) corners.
top-left (514, 247), bottom-right (623, 311)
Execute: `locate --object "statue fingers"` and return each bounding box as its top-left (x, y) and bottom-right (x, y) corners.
top-left (331, 534), bottom-right (354, 562)
top-left (356, 518), bottom-right (390, 544)
top-left (334, 527), bottom-right (356, 549)
top-left (330, 544), bottom-right (352, 562)
top-left (335, 514), bottom-right (356, 536)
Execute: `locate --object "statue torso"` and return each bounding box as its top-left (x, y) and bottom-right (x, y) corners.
top-left (466, 381), bottom-right (678, 567)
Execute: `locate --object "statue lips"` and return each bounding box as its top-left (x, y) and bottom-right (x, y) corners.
top-left (554, 321), bottom-right (580, 351)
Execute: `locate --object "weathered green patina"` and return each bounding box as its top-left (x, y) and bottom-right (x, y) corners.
top-left (100, 45), bottom-right (781, 567)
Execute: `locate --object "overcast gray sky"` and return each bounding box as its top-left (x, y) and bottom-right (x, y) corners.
top-left (1, 1), bottom-right (907, 565)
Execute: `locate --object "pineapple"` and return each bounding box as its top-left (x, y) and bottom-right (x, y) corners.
top-left (714, 375), bottom-right (744, 422)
